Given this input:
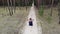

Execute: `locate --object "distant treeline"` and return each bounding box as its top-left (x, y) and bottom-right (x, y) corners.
top-left (34, 0), bottom-right (60, 7)
top-left (0, 0), bottom-right (60, 7)
top-left (0, 0), bottom-right (33, 6)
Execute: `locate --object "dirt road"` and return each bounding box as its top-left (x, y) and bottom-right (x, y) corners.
top-left (22, 3), bottom-right (42, 34)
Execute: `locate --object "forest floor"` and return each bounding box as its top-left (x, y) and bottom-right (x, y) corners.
top-left (36, 6), bottom-right (60, 34)
top-left (0, 6), bottom-right (60, 34)
top-left (0, 7), bottom-right (30, 34)
top-left (0, 6), bottom-right (42, 34)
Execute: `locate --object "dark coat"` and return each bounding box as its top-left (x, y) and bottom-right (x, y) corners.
top-left (29, 20), bottom-right (33, 26)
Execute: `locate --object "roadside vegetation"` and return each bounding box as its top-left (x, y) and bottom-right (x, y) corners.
top-left (39, 6), bottom-right (44, 16)
top-left (0, 7), bottom-right (30, 34)
top-left (37, 0), bottom-right (60, 34)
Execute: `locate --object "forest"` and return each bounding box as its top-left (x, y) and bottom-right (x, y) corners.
top-left (0, 0), bottom-right (60, 34)
top-left (0, 0), bottom-right (59, 7)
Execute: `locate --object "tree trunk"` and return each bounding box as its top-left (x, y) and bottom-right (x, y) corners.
top-left (10, 0), bottom-right (13, 16)
top-left (2, 0), bottom-right (5, 8)
top-left (19, 0), bottom-right (21, 9)
top-left (25, 0), bottom-right (27, 11)
top-left (7, 0), bottom-right (12, 16)
top-left (58, 3), bottom-right (60, 24)
top-left (38, 0), bottom-right (39, 9)
top-left (13, 0), bottom-right (16, 13)
top-left (50, 0), bottom-right (54, 16)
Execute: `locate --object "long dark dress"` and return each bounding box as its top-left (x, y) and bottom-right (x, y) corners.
top-left (29, 20), bottom-right (33, 26)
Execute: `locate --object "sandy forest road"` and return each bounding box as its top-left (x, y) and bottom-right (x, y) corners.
top-left (22, 3), bottom-right (42, 34)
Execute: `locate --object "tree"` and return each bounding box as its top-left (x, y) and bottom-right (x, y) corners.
top-left (37, 0), bottom-right (40, 9)
top-left (2, 0), bottom-right (4, 7)
top-left (10, 0), bottom-right (13, 16)
top-left (7, 0), bottom-right (13, 16)
top-left (58, 0), bottom-right (60, 24)
top-left (50, 0), bottom-right (54, 16)
top-left (25, 0), bottom-right (27, 11)
top-left (7, 0), bottom-right (11, 16)
top-left (19, 0), bottom-right (21, 9)
top-left (13, 0), bottom-right (16, 13)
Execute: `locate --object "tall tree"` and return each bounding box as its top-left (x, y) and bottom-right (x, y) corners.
top-left (19, 0), bottom-right (21, 9)
top-left (2, 0), bottom-right (4, 7)
top-left (7, 0), bottom-right (11, 16)
top-left (25, 0), bottom-right (27, 11)
top-left (38, 0), bottom-right (40, 9)
top-left (13, 0), bottom-right (16, 13)
top-left (50, 0), bottom-right (54, 16)
top-left (10, 0), bottom-right (13, 16)
top-left (7, 0), bottom-right (13, 16)
top-left (58, 0), bottom-right (60, 24)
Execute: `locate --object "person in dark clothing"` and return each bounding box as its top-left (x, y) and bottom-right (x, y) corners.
top-left (29, 18), bottom-right (33, 26)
